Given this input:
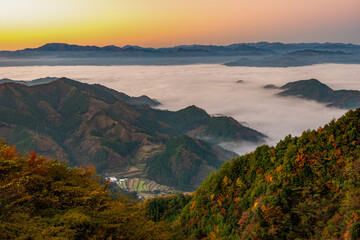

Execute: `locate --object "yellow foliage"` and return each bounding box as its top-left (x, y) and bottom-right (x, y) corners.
top-left (0, 145), bottom-right (18, 159)
top-left (317, 126), bottom-right (323, 133)
top-left (223, 176), bottom-right (229, 186)
top-left (295, 148), bottom-right (307, 168)
top-left (276, 165), bottom-right (283, 172)
top-left (344, 230), bottom-right (350, 240)
top-left (214, 225), bottom-right (220, 234)
top-left (236, 178), bottom-right (244, 188)
top-left (261, 205), bottom-right (284, 227)
top-left (0, 143), bottom-right (176, 240)
top-left (264, 173), bottom-right (274, 183)
top-left (190, 200), bottom-right (196, 210)
top-left (208, 231), bottom-right (219, 240)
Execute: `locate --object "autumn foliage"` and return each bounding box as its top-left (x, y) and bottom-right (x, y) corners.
top-left (0, 142), bottom-right (180, 240)
top-left (156, 109), bottom-right (360, 239)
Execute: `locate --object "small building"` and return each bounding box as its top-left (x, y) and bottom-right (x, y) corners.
top-left (119, 178), bottom-right (128, 183)
top-left (106, 177), bottom-right (118, 183)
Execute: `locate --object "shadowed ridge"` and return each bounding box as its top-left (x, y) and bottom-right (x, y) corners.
top-left (276, 78), bottom-right (360, 109)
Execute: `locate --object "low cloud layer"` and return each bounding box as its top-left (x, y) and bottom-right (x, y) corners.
top-left (1, 64), bottom-right (359, 155)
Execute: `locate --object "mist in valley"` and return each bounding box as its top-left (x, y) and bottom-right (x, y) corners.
top-left (1, 63), bottom-right (359, 155)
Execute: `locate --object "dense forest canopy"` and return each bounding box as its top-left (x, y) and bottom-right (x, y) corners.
top-left (0, 142), bottom-right (183, 239)
top-left (147, 109), bottom-right (360, 239)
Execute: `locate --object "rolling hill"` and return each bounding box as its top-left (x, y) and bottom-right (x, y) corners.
top-left (0, 77), bottom-right (264, 191)
top-left (269, 78), bottom-right (360, 109)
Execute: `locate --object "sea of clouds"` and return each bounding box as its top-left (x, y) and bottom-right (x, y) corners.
top-left (1, 63), bottom-right (359, 155)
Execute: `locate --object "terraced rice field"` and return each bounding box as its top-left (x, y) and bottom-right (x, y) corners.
top-left (116, 177), bottom-right (174, 197)
top-left (138, 181), bottom-right (147, 191)
top-left (118, 181), bottom-right (127, 189)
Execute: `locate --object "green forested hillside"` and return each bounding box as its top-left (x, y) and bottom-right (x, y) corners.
top-left (0, 78), bottom-right (264, 191)
top-left (145, 194), bottom-right (192, 223)
top-left (147, 109), bottom-right (360, 239)
top-left (0, 143), bottom-right (183, 240)
top-left (146, 136), bottom-right (229, 191)
top-left (137, 105), bottom-right (265, 142)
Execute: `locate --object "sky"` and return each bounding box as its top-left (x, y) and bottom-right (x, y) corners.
top-left (0, 0), bottom-right (360, 50)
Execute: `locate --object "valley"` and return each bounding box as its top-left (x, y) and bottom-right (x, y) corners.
top-left (1, 63), bottom-right (359, 238)
top-left (2, 0), bottom-right (359, 237)
top-left (1, 64), bottom-right (359, 196)
top-left (0, 64), bottom-right (353, 150)
top-left (0, 77), bottom-right (264, 192)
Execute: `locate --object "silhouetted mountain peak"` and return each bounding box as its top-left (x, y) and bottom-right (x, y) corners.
top-left (281, 78), bottom-right (329, 89)
top-left (182, 105), bottom-right (208, 114)
top-left (279, 79), bottom-right (334, 101)
top-left (34, 43), bottom-right (101, 51)
top-left (276, 79), bottom-right (360, 109)
top-left (102, 45), bottom-right (121, 51)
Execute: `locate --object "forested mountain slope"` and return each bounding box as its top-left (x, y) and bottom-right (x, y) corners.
top-left (0, 78), bottom-right (264, 190)
top-left (0, 143), bottom-right (182, 239)
top-left (147, 109), bottom-right (360, 239)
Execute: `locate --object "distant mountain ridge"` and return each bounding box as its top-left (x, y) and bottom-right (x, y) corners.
top-left (244, 41), bottom-right (360, 53)
top-left (0, 42), bottom-right (274, 58)
top-left (287, 49), bottom-right (350, 57)
top-left (1, 42), bottom-right (360, 57)
top-left (1, 42), bottom-right (359, 67)
top-left (225, 49), bottom-right (360, 67)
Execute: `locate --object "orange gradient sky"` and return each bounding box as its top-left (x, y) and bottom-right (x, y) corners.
top-left (0, 0), bottom-right (359, 50)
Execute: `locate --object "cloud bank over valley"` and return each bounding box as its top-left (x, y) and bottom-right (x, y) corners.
top-left (1, 64), bottom-right (359, 154)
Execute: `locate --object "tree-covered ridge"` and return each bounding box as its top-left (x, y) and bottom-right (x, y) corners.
top-left (146, 136), bottom-right (234, 191)
top-left (0, 77), bottom-right (58, 86)
top-left (0, 143), bottom-right (182, 240)
top-left (138, 105), bottom-right (265, 142)
top-left (145, 194), bottom-right (192, 223)
top-left (161, 108), bottom-right (360, 239)
top-left (0, 78), bottom-right (264, 191)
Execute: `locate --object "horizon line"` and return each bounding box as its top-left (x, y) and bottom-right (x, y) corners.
top-left (1, 41), bottom-right (359, 52)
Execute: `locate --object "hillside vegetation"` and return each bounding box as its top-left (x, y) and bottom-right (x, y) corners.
top-left (146, 135), bottom-right (224, 191)
top-left (147, 109), bottom-right (360, 239)
top-left (0, 78), bottom-right (264, 191)
top-left (0, 142), bottom-right (183, 239)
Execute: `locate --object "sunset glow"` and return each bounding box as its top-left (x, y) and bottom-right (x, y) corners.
top-left (1, 0), bottom-right (359, 50)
